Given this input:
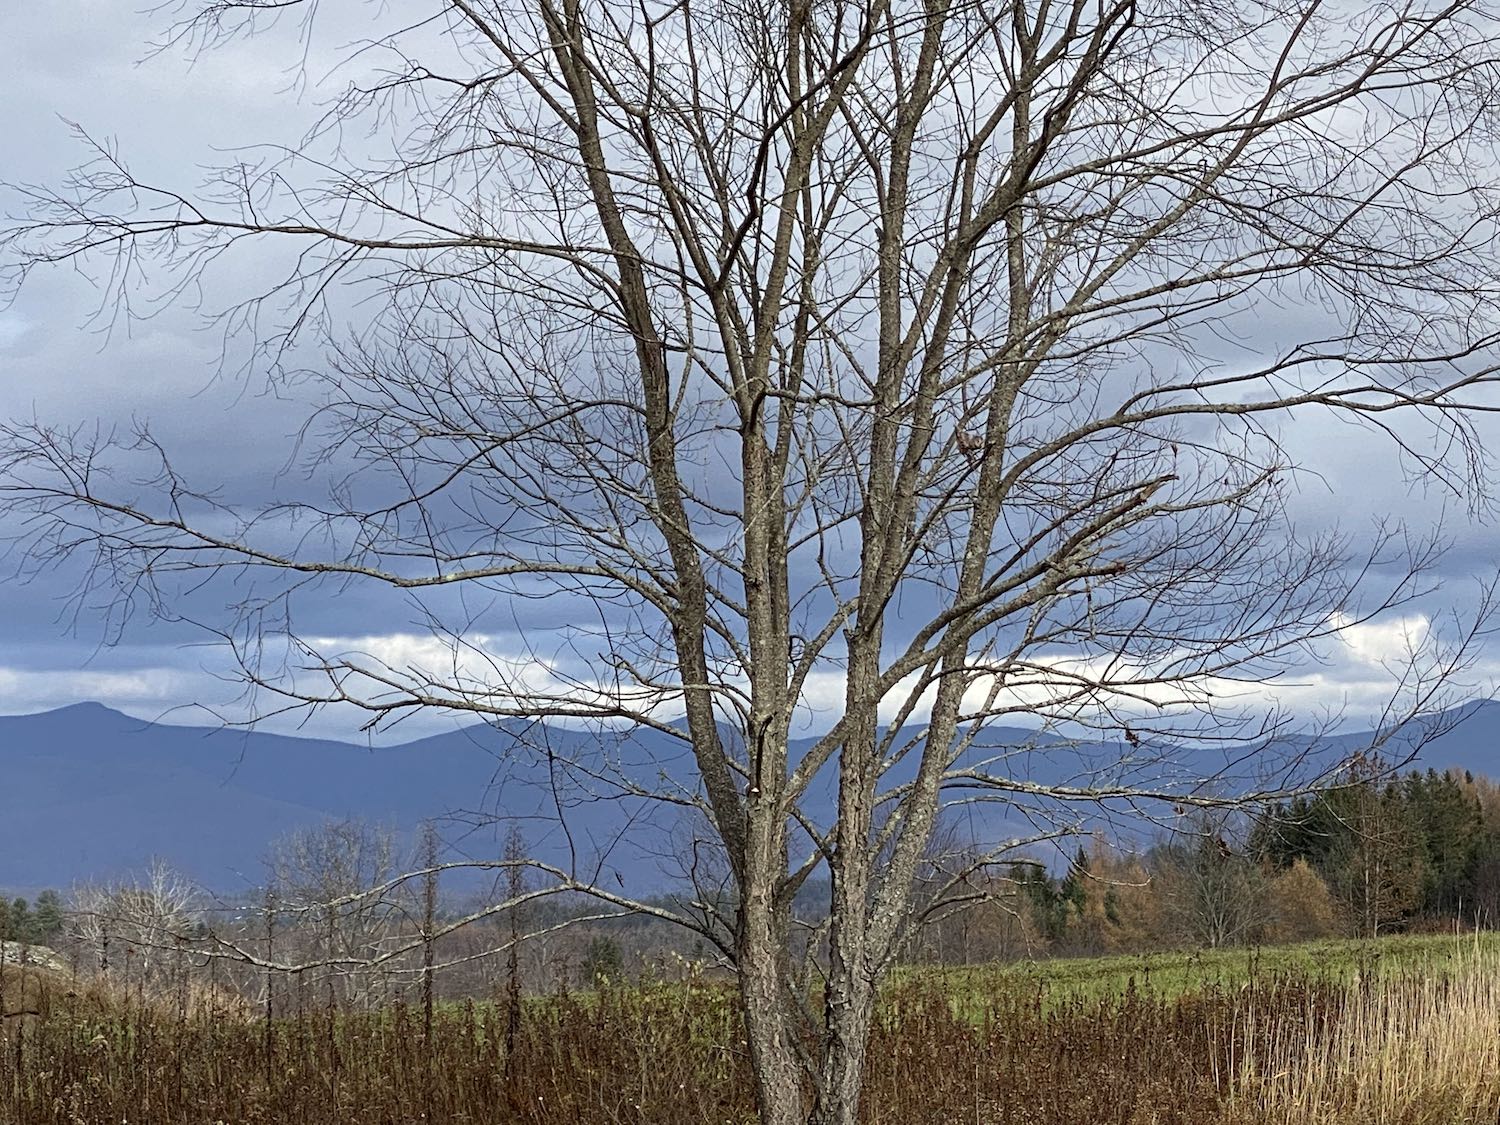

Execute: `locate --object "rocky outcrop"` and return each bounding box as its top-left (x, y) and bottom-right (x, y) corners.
top-left (0, 943), bottom-right (71, 1024)
top-left (0, 941), bottom-right (69, 974)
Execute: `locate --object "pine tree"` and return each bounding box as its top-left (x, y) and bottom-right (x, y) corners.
top-left (582, 935), bottom-right (624, 988)
top-left (1060, 847), bottom-right (1091, 915)
top-left (30, 890), bottom-right (64, 944)
top-left (1329, 776), bottom-right (1423, 938)
top-left (7, 899), bottom-right (31, 944)
top-left (1404, 770), bottom-right (1484, 918)
top-left (1251, 794), bottom-right (1344, 872)
top-left (1009, 861), bottom-right (1065, 941)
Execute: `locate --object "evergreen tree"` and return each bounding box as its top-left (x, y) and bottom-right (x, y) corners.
top-left (1251, 793), bottom-right (1344, 872)
top-left (7, 898), bottom-right (31, 943)
top-left (1009, 861), bottom-right (1066, 941)
top-left (1404, 770), bottom-right (1484, 918)
top-left (1248, 760), bottom-right (1500, 933)
top-left (1329, 777), bottom-right (1423, 938)
top-left (581, 935), bottom-right (624, 988)
top-left (1059, 847), bottom-right (1091, 917)
top-left (30, 890), bottom-right (64, 944)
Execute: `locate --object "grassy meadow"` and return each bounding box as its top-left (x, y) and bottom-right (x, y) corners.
top-left (921, 929), bottom-right (1500, 1008)
top-left (3, 933), bottom-right (1500, 1123)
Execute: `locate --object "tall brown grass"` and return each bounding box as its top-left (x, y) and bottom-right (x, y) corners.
top-left (2, 947), bottom-right (1498, 1124)
top-left (1230, 951), bottom-right (1500, 1124)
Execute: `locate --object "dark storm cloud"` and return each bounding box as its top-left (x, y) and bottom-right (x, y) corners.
top-left (2, 4), bottom-right (1498, 739)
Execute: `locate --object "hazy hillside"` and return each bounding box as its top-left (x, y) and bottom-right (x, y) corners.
top-left (0, 699), bottom-right (1495, 890)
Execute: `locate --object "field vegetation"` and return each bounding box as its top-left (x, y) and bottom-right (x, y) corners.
top-left (3, 767), bottom-right (1497, 1123)
top-left (6, 783), bottom-right (1500, 1123)
top-left (4, 932), bottom-right (1499, 1124)
top-left (924, 931), bottom-right (1500, 1007)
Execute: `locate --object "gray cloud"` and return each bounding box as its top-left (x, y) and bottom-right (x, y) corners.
top-left (2, 5), bottom-right (1498, 739)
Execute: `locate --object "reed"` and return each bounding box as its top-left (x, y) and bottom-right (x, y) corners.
top-left (1230, 945), bottom-right (1500, 1124)
top-left (3, 947), bottom-right (1499, 1124)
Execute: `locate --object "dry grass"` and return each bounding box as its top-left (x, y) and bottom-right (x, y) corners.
top-left (1, 951), bottom-right (251, 1028)
top-left (2, 945), bottom-right (1498, 1124)
top-left (1229, 954), bottom-right (1500, 1124)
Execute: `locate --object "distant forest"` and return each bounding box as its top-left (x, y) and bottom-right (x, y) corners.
top-left (4, 763), bottom-right (1500, 1001)
top-left (907, 762), bottom-right (1500, 966)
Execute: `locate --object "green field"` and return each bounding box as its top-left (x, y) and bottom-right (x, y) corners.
top-left (910, 930), bottom-right (1500, 1009)
top-left (573, 930), bottom-right (1500, 1016)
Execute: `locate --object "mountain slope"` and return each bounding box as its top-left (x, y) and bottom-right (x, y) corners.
top-left (0, 700), bottom-right (1495, 891)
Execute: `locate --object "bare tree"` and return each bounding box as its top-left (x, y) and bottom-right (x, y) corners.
top-left (266, 818), bottom-right (405, 1008)
top-left (1155, 812), bottom-right (1266, 949)
top-left (6, 0), bottom-right (1500, 1120)
top-left (1328, 757), bottom-right (1426, 938)
top-left (70, 859), bottom-right (200, 987)
top-left (905, 826), bottom-right (1051, 964)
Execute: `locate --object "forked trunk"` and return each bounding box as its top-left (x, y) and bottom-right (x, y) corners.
top-left (739, 942), bottom-right (807, 1125)
top-left (740, 956), bottom-right (878, 1125)
top-left (809, 985), bottom-right (874, 1125)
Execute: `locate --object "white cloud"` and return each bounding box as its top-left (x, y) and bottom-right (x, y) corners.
top-left (0, 665), bottom-right (189, 711)
top-left (1327, 612), bottom-right (1431, 668)
top-left (0, 598), bottom-right (1466, 737)
top-left (0, 314), bottom-right (29, 352)
top-left (785, 610), bottom-right (1469, 738)
top-left (300, 631), bottom-right (677, 720)
top-left (0, 604), bottom-right (1480, 750)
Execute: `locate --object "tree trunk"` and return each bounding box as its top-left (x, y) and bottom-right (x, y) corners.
top-left (739, 920), bottom-right (805, 1125)
top-left (809, 979), bottom-right (875, 1125)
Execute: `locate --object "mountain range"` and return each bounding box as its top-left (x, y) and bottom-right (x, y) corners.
top-left (0, 700), bottom-right (1496, 893)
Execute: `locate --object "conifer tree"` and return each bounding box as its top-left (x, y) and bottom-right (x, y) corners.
top-left (30, 891), bottom-right (64, 944)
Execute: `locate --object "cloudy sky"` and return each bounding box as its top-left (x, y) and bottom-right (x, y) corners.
top-left (2, 3), bottom-right (1499, 744)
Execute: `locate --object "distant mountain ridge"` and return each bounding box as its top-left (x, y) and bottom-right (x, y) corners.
top-left (0, 700), bottom-right (1495, 892)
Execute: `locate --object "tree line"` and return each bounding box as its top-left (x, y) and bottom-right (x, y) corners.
top-left (8, 763), bottom-right (1500, 991)
top-left (10, 762), bottom-right (1500, 990)
top-left (906, 764), bottom-right (1500, 964)
top-left (0, 892), bottom-right (64, 946)
top-left (1252, 763), bottom-right (1500, 937)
